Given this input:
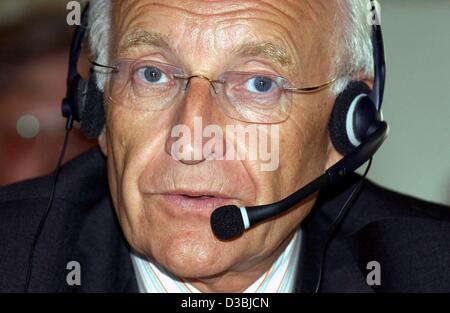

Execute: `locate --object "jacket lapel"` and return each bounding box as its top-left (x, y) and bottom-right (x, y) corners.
top-left (295, 211), bottom-right (374, 293)
top-left (59, 196), bottom-right (138, 293)
top-left (294, 176), bottom-right (376, 293)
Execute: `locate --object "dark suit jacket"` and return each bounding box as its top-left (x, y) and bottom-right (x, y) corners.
top-left (0, 148), bottom-right (449, 292)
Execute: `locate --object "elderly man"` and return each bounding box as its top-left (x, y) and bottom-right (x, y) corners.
top-left (0, 0), bottom-right (449, 293)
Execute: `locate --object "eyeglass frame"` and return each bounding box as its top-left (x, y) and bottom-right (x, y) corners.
top-left (90, 58), bottom-right (337, 123)
top-left (91, 59), bottom-right (336, 94)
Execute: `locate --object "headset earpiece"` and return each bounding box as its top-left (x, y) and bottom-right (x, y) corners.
top-left (328, 81), bottom-right (381, 155)
top-left (61, 3), bottom-right (105, 138)
top-left (76, 71), bottom-right (106, 139)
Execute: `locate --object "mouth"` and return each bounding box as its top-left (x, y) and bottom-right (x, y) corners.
top-left (157, 190), bottom-right (233, 219)
top-left (181, 194), bottom-right (215, 200)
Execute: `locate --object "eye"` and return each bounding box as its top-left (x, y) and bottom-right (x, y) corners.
top-left (245, 76), bottom-right (276, 93)
top-left (137, 66), bottom-right (169, 84)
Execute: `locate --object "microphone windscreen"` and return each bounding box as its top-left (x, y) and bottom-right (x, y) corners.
top-left (210, 205), bottom-right (245, 240)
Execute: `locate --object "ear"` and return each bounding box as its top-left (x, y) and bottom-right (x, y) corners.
top-left (362, 78), bottom-right (373, 90)
top-left (354, 69), bottom-right (374, 89)
top-left (98, 127), bottom-right (108, 156)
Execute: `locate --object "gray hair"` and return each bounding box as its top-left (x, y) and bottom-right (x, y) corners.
top-left (88, 0), bottom-right (374, 95)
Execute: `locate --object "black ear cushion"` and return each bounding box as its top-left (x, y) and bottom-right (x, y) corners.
top-left (328, 81), bottom-right (372, 155)
top-left (78, 72), bottom-right (106, 139)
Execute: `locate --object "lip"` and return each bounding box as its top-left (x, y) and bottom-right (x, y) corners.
top-left (155, 191), bottom-right (234, 219)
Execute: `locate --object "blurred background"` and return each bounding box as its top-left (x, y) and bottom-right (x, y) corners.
top-left (0, 0), bottom-right (448, 205)
top-left (0, 0), bottom-right (95, 186)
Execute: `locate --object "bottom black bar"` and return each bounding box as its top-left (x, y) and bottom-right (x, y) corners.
top-left (0, 293), bottom-right (447, 312)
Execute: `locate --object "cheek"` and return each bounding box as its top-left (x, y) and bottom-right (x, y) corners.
top-left (103, 106), bottom-right (170, 242)
top-left (265, 96), bottom-right (332, 199)
top-left (286, 95), bottom-right (332, 157)
top-left (234, 100), bottom-right (331, 206)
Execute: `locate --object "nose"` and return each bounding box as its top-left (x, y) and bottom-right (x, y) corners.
top-left (184, 75), bottom-right (219, 94)
top-left (164, 77), bottom-right (226, 165)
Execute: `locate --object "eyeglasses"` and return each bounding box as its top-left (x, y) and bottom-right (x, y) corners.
top-left (92, 59), bottom-right (336, 124)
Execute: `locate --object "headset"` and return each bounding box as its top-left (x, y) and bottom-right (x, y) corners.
top-left (61, 3), bottom-right (104, 138)
top-left (25, 1), bottom-right (387, 293)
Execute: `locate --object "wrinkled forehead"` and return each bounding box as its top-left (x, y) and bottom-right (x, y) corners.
top-left (111, 0), bottom-right (338, 73)
top-left (112, 0), bottom-right (337, 21)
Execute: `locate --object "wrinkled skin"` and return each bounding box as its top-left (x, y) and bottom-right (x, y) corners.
top-left (99, 0), bottom-right (348, 292)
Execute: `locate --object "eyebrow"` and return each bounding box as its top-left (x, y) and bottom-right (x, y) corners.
top-left (233, 41), bottom-right (293, 68)
top-left (119, 31), bottom-right (293, 70)
top-left (119, 31), bottom-right (171, 53)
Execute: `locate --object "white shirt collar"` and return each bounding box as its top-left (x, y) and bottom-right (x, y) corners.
top-left (130, 229), bottom-right (302, 293)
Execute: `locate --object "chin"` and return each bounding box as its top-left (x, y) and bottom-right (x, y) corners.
top-left (122, 198), bottom-right (244, 279)
top-left (151, 227), bottom-right (233, 279)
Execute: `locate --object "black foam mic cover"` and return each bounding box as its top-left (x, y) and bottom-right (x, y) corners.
top-left (78, 72), bottom-right (106, 139)
top-left (328, 81), bottom-right (372, 155)
top-left (211, 205), bottom-right (245, 240)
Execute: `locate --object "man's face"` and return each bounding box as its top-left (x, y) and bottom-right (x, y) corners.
top-left (100, 0), bottom-right (340, 291)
